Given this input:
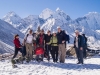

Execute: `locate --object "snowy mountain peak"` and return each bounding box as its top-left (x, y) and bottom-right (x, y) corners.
top-left (84, 12), bottom-right (100, 17)
top-left (25, 15), bottom-right (39, 20)
top-left (3, 11), bottom-right (21, 19)
top-left (56, 7), bottom-right (63, 12)
top-left (39, 8), bottom-right (54, 19)
top-left (2, 11), bottom-right (23, 28)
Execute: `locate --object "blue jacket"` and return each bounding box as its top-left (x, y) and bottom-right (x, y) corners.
top-left (74, 35), bottom-right (84, 48)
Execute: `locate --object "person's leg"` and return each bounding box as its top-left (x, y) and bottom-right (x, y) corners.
top-left (12, 48), bottom-right (19, 59)
top-left (61, 44), bottom-right (66, 63)
top-left (47, 45), bottom-right (51, 60)
top-left (26, 44), bottom-right (29, 58)
top-left (79, 50), bottom-right (83, 64)
top-left (83, 45), bottom-right (87, 58)
top-left (75, 48), bottom-right (80, 63)
top-left (52, 46), bottom-right (55, 62)
top-left (58, 44), bottom-right (62, 62)
top-left (29, 44), bottom-right (33, 60)
top-left (55, 46), bottom-right (58, 62)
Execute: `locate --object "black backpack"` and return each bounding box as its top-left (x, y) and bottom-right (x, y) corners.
top-left (62, 31), bottom-right (70, 43)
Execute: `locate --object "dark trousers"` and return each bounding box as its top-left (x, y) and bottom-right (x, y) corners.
top-left (75, 47), bottom-right (83, 63)
top-left (12, 47), bottom-right (23, 59)
top-left (52, 46), bottom-right (58, 62)
top-left (45, 45), bottom-right (52, 60)
top-left (22, 46), bottom-right (26, 57)
top-left (83, 45), bottom-right (87, 58)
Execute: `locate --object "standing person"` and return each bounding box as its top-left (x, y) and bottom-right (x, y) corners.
top-left (74, 30), bottom-right (84, 64)
top-left (82, 34), bottom-right (87, 58)
top-left (45, 30), bottom-right (52, 61)
top-left (47, 31), bottom-right (58, 63)
top-left (12, 34), bottom-right (23, 59)
top-left (24, 29), bottom-right (35, 60)
top-left (36, 29), bottom-right (45, 48)
top-left (57, 26), bottom-right (66, 63)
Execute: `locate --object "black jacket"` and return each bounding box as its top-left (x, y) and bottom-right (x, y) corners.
top-left (74, 35), bottom-right (83, 48)
top-left (57, 31), bottom-right (66, 44)
top-left (45, 34), bottom-right (52, 43)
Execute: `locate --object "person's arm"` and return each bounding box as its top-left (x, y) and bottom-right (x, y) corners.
top-left (80, 36), bottom-right (83, 50)
top-left (47, 37), bottom-right (52, 45)
top-left (74, 37), bottom-right (76, 48)
top-left (14, 40), bottom-right (21, 48)
top-left (62, 32), bottom-right (66, 43)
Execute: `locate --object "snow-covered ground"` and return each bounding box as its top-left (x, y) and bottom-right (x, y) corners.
top-left (0, 55), bottom-right (100, 75)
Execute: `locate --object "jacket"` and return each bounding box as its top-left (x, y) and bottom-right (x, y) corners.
top-left (36, 34), bottom-right (45, 45)
top-left (74, 35), bottom-right (83, 48)
top-left (48, 36), bottom-right (58, 46)
top-left (45, 34), bottom-right (52, 43)
top-left (57, 31), bottom-right (66, 44)
top-left (14, 38), bottom-right (21, 48)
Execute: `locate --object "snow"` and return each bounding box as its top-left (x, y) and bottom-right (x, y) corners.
top-left (0, 56), bottom-right (100, 75)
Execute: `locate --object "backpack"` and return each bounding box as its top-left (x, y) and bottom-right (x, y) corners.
top-left (66, 34), bottom-right (70, 43)
top-left (82, 36), bottom-right (87, 46)
top-left (62, 31), bottom-right (70, 43)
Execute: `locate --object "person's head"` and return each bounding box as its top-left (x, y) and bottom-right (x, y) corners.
top-left (47, 30), bottom-right (51, 35)
top-left (52, 31), bottom-right (56, 36)
top-left (57, 26), bottom-right (61, 32)
top-left (40, 29), bottom-right (44, 35)
top-left (82, 34), bottom-right (85, 37)
top-left (14, 34), bottom-right (19, 39)
top-left (29, 29), bottom-right (33, 34)
top-left (75, 30), bottom-right (79, 37)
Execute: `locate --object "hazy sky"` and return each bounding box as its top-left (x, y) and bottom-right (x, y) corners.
top-left (0, 0), bottom-right (100, 19)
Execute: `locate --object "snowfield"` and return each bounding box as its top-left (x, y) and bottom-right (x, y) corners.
top-left (0, 55), bottom-right (100, 75)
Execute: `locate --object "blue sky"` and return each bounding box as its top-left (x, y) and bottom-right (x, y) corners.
top-left (0, 0), bottom-right (100, 19)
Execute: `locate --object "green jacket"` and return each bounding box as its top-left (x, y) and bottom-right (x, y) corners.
top-left (48, 36), bottom-right (58, 46)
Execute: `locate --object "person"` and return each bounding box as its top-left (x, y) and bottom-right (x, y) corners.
top-left (36, 29), bottom-right (45, 48)
top-left (45, 30), bottom-right (52, 61)
top-left (12, 34), bottom-right (23, 59)
top-left (24, 29), bottom-right (35, 60)
top-left (82, 34), bottom-right (87, 58)
top-left (57, 26), bottom-right (66, 63)
top-left (74, 30), bottom-right (84, 64)
top-left (47, 31), bottom-right (58, 63)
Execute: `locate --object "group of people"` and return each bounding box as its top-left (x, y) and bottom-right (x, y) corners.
top-left (12, 26), bottom-right (87, 64)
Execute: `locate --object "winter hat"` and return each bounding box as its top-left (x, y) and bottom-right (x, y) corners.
top-left (75, 30), bottom-right (79, 33)
top-left (14, 34), bottom-right (19, 39)
top-left (47, 30), bottom-right (51, 33)
top-left (57, 26), bottom-right (61, 29)
top-left (52, 30), bottom-right (56, 34)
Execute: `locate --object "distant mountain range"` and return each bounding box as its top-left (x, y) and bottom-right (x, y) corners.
top-left (1, 7), bottom-right (100, 53)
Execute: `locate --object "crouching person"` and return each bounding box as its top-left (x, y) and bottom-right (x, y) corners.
top-left (12, 34), bottom-right (23, 59)
top-left (47, 31), bottom-right (58, 63)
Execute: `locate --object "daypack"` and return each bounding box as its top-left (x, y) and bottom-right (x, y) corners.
top-left (66, 34), bottom-right (70, 43)
top-left (82, 36), bottom-right (87, 46)
top-left (62, 31), bottom-right (70, 43)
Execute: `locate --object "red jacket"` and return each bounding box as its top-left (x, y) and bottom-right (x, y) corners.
top-left (14, 38), bottom-right (21, 48)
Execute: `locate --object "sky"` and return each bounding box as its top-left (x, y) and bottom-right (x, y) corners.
top-left (0, 0), bottom-right (100, 19)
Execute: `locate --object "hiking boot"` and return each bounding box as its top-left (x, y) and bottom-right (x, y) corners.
top-left (77, 62), bottom-right (80, 64)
